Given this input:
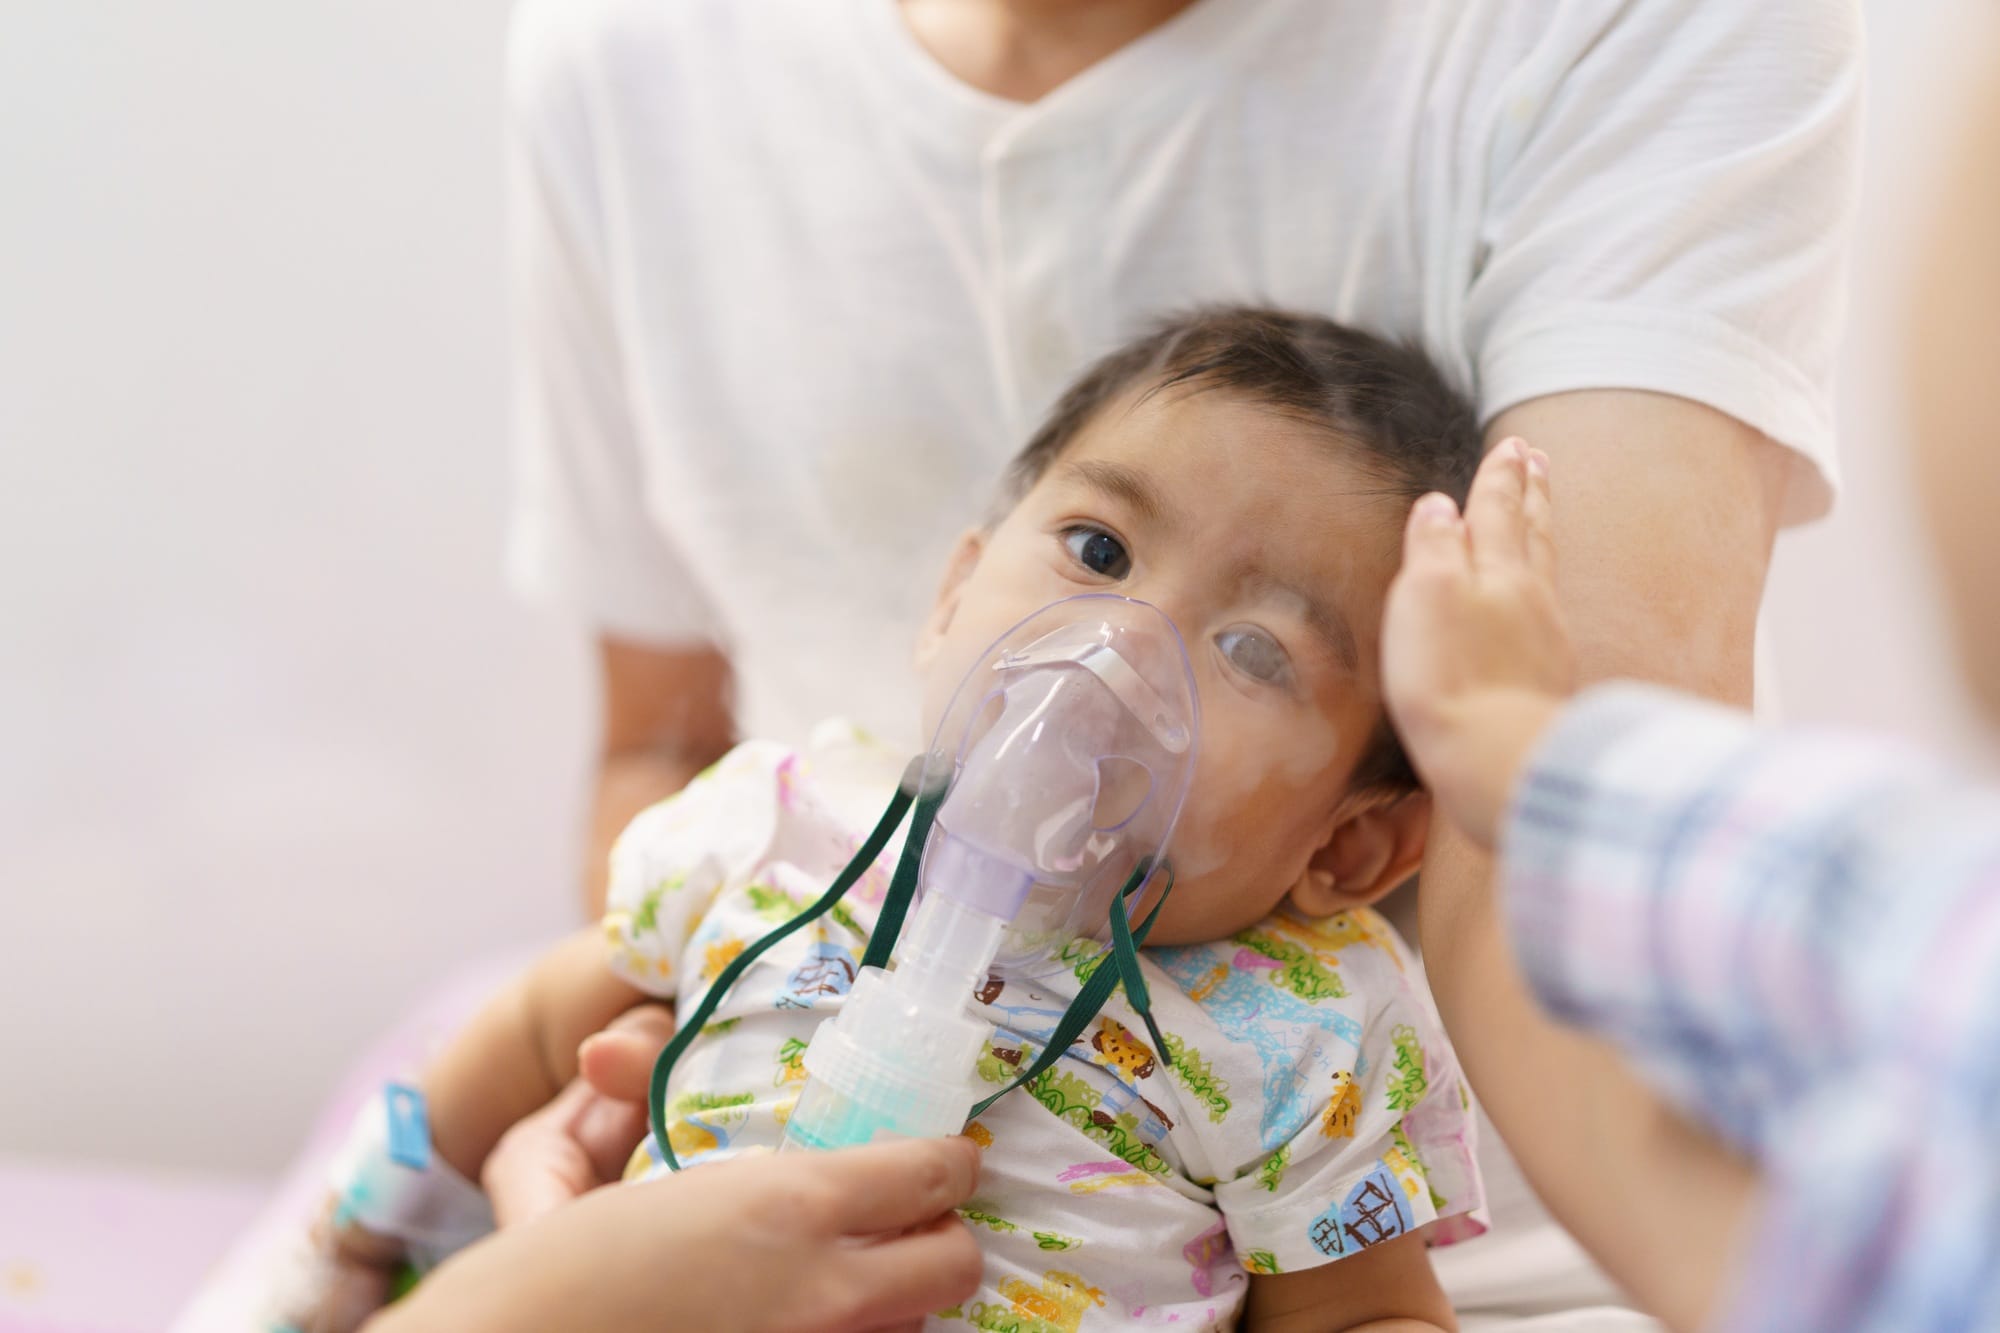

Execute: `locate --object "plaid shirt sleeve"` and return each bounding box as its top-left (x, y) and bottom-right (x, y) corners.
top-left (1500, 683), bottom-right (2000, 1333)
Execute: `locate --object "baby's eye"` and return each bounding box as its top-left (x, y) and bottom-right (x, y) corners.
top-left (1062, 526), bottom-right (1131, 579)
top-left (1218, 627), bottom-right (1292, 686)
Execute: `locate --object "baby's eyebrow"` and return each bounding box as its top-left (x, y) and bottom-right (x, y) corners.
top-left (1300, 593), bottom-right (1361, 674)
top-left (1249, 571), bottom-right (1360, 673)
top-left (1063, 459), bottom-right (1181, 528)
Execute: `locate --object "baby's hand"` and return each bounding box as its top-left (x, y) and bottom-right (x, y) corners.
top-left (482, 1004), bottom-right (667, 1225)
top-left (1381, 438), bottom-right (1575, 848)
top-left (483, 1072), bottom-right (649, 1226)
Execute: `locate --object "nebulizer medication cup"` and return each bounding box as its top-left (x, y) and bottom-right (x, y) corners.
top-left (780, 595), bottom-right (1201, 1154)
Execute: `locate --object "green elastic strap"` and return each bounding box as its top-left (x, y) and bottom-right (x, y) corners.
top-left (858, 780), bottom-right (946, 974)
top-left (648, 780), bottom-right (915, 1172)
top-left (966, 860), bottom-right (1178, 1121)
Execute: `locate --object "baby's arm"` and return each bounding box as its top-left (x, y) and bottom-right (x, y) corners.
top-left (1243, 1231), bottom-right (1454, 1332)
top-left (281, 931), bottom-right (650, 1332)
top-left (422, 927), bottom-right (649, 1183)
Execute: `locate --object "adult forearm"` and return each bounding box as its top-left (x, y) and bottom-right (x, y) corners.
top-left (584, 748), bottom-right (719, 915)
top-left (586, 637), bottom-right (736, 916)
top-left (1411, 393), bottom-right (1787, 1327)
top-left (1418, 831), bottom-right (1755, 1332)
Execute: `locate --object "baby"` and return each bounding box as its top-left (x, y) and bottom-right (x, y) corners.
top-left (296, 306), bottom-right (1488, 1332)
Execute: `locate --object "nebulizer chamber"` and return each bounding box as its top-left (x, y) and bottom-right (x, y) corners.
top-left (783, 596), bottom-right (1199, 1152)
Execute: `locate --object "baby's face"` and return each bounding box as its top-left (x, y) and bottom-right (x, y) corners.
top-left (918, 388), bottom-right (1409, 945)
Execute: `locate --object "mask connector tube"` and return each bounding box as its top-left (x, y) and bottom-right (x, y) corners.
top-left (783, 882), bottom-right (1005, 1150)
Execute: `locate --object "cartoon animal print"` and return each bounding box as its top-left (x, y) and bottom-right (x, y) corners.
top-left (1268, 908), bottom-right (1401, 966)
top-left (1321, 1070), bottom-right (1362, 1139)
top-left (1089, 1017), bottom-right (1157, 1079)
top-left (973, 1270), bottom-right (1106, 1333)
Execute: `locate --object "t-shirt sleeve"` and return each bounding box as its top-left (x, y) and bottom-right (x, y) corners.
top-left (502, 2), bottom-right (726, 645)
top-left (1463, 0), bottom-right (1862, 524)
top-left (601, 741), bottom-right (789, 996)
top-left (1212, 943), bottom-right (1485, 1275)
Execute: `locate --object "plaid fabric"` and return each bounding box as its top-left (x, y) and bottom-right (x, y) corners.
top-left (1501, 684), bottom-right (2000, 1333)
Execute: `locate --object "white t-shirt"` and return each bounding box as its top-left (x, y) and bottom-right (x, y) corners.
top-left (506, 0), bottom-right (1860, 751)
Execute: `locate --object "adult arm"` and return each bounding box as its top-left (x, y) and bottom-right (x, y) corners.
top-left (587, 636), bottom-right (734, 914)
top-left (1415, 399), bottom-right (1786, 1331)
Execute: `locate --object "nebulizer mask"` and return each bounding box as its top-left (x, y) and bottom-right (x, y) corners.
top-left (646, 595), bottom-right (1201, 1167)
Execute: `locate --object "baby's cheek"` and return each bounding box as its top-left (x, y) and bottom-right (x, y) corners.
top-left (1169, 756), bottom-right (1260, 880)
top-left (1170, 776), bottom-right (1287, 890)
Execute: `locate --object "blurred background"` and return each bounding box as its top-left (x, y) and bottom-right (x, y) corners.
top-left (2, 0), bottom-right (1996, 1192)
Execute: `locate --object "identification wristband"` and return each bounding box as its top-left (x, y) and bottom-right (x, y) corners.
top-left (325, 1083), bottom-right (494, 1269)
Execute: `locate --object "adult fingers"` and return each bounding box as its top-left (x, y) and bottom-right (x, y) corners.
top-left (818, 1212), bottom-right (984, 1333)
top-left (804, 1136), bottom-right (982, 1237)
top-left (578, 1003), bottom-right (676, 1103)
top-left (1522, 447), bottom-right (1557, 584)
top-left (1464, 438), bottom-right (1531, 574)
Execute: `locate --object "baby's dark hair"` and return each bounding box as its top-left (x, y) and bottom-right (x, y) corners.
top-left (1006, 304), bottom-right (1484, 794)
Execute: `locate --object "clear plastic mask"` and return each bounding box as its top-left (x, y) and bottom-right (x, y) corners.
top-left (907, 594), bottom-right (1201, 979)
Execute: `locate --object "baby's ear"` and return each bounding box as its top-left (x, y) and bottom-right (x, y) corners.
top-left (1287, 790), bottom-right (1432, 917)
top-left (913, 528), bottom-right (987, 670)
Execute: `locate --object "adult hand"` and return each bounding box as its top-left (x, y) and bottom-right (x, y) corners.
top-left (369, 1134), bottom-right (985, 1333)
top-left (1381, 438), bottom-right (1575, 847)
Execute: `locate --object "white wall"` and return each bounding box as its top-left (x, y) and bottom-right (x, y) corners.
top-left (0, 0), bottom-right (585, 1173)
top-left (1, 0), bottom-right (1993, 1175)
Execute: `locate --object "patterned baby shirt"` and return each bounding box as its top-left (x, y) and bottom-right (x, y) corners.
top-left (604, 723), bottom-right (1485, 1331)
